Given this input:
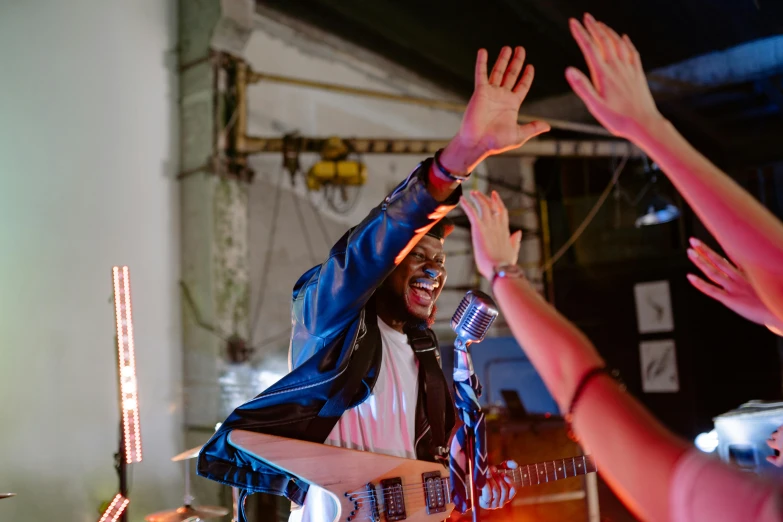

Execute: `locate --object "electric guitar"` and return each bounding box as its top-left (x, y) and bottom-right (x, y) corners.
top-left (228, 429), bottom-right (596, 522)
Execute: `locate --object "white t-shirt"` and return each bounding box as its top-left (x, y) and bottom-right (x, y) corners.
top-left (289, 317), bottom-right (420, 522)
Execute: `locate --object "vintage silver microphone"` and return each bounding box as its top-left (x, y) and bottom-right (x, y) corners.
top-left (451, 290), bottom-right (499, 352)
top-left (450, 290), bottom-right (498, 522)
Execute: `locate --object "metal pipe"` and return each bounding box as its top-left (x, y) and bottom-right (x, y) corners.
top-left (246, 70), bottom-right (613, 136)
top-left (235, 61), bottom-right (248, 155)
top-left (539, 198), bottom-right (555, 304)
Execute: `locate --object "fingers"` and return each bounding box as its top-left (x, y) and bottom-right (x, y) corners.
top-left (568, 17), bottom-right (603, 92)
top-left (596, 20), bottom-right (623, 62)
top-left (480, 476), bottom-right (500, 509)
top-left (584, 13), bottom-right (615, 62)
top-left (501, 46), bottom-right (526, 89)
top-left (689, 237), bottom-right (742, 281)
top-left (511, 230), bottom-right (522, 258)
top-left (766, 454), bottom-right (783, 467)
top-left (491, 190), bottom-right (509, 222)
top-left (622, 34), bottom-right (641, 67)
top-left (487, 467), bottom-right (506, 509)
top-left (496, 474), bottom-right (510, 508)
top-left (470, 190), bottom-right (496, 220)
top-left (489, 46), bottom-right (513, 86)
top-left (516, 119), bottom-right (551, 146)
top-left (475, 49), bottom-right (489, 88)
top-left (566, 67), bottom-right (605, 115)
top-left (687, 248), bottom-right (732, 289)
top-left (459, 195), bottom-right (481, 226)
top-left (503, 463), bottom-right (518, 499)
top-left (512, 63), bottom-right (535, 99)
top-left (767, 430), bottom-right (782, 466)
top-left (687, 273), bottom-right (729, 303)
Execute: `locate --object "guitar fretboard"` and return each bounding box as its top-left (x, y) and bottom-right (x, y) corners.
top-left (500, 455), bottom-right (596, 487)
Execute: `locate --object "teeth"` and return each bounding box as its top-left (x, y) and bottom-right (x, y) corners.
top-left (411, 281), bottom-right (438, 291)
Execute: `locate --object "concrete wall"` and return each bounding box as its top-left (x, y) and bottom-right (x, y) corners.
top-left (0, 1), bottom-right (182, 520)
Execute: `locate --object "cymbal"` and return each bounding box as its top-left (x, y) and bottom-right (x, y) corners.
top-left (0, 493), bottom-right (16, 499)
top-left (171, 444), bottom-right (203, 462)
top-left (145, 505), bottom-right (228, 522)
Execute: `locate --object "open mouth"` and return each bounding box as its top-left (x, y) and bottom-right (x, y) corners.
top-left (409, 278), bottom-right (439, 306)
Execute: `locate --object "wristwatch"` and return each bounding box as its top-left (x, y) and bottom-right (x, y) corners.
top-left (491, 263), bottom-right (525, 286)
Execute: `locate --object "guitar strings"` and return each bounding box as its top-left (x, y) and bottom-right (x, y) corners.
top-left (344, 461), bottom-right (594, 502)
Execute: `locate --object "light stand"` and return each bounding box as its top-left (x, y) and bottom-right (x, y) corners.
top-left (113, 421), bottom-right (128, 522)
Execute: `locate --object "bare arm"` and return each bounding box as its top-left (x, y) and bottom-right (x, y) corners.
top-left (565, 14), bottom-right (783, 325)
top-left (461, 191), bottom-right (688, 522)
top-left (492, 275), bottom-right (688, 521)
top-left (294, 46), bottom-right (550, 345)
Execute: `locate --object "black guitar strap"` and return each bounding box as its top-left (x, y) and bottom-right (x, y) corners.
top-left (407, 327), bottom-right (455, 457)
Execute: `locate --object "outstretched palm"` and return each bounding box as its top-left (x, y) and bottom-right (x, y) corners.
top-left (458, 47), bottom-right (550, 158)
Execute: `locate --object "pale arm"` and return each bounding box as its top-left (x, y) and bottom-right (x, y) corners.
top-left (461, 191), bottom-right (688, 522)
top-left (492, 275), bottom-right (688, 522)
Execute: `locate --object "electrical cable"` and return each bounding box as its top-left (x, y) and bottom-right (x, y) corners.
top-left (307, 191), bottom-right (335, 250)
top-left (250, 167), bottom-right (285, 340)
top-left (291, 187), bottom-right (319, 266)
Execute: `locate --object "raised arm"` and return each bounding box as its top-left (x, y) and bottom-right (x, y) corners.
top-left (461, 191), bottom-right (783, 521)
top-left (294, 46), bottom-right (550, 342)
top-left (565, 14), bottom-right (783, 325)
top-left (460, 190), bottom-right (687, 521)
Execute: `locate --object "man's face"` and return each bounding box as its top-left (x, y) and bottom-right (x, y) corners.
top-left (381, 235), bottom-right (447, 323)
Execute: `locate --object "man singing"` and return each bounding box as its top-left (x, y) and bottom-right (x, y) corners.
top-left (198, 45), bottom-right (550, 522)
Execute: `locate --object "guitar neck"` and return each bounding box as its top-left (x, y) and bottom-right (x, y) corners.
top-left (500, 455), bottom-right (596, 488)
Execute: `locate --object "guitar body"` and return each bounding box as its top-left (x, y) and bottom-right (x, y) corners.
top-left (229, 430), bottom-right (454, 522)
top-left (228, 430), bottom-right (595, 522)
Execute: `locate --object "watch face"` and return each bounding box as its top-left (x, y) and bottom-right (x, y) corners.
top-left (495, 264), bottom-right (522, 278)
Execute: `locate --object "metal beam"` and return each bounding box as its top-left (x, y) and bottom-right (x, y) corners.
top-left (244, 69), bottom-right (612, 136)
top-left (240, 135), bottom-right (643, 158)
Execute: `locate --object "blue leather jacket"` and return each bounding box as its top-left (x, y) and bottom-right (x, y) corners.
top-left (197, 159), bottom-right (460, 507)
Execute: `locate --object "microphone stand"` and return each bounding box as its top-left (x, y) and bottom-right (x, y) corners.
top-left (454, 339), bottom-right (481, 522)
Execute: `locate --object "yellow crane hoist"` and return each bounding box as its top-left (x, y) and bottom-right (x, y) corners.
top-left (305, 137), bottom-right (367, 191)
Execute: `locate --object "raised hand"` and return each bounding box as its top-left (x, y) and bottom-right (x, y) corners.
top-left (459, 190), bottom-right (521, 280)
top-left (440, 47), bottom-right (550, 174)
top-left (687, 238), bottom-right (783, 335)
top-left (565, 14), bottom-right (664, 139)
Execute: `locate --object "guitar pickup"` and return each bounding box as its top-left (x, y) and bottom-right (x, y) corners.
top-left (380, 478), bottom-right (406, 521)
top-left (422, 471), bottom-right (448, 514)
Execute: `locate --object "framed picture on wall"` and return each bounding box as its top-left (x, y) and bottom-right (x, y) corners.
top-left (640, 339), bottom-right (679, 393)
top-left (634, 280), bottom-right (674, 333)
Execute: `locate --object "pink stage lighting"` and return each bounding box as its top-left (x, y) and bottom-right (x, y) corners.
top-left (97, 494), bottom-right (129, 522)
top-left (112, 266), bottom-right (142, 463)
